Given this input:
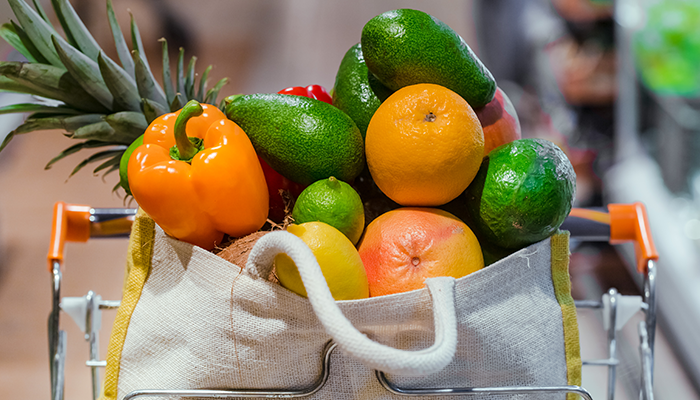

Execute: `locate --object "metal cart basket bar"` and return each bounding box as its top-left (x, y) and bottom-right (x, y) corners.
top-left (46, 202), bottom-right (658, 400)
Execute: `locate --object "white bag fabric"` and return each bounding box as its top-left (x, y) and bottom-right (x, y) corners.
top-left (101, 210), bottom-right (581, 400)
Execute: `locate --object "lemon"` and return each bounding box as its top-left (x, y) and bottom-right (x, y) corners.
top-left (292, 177), bottom-right (365, 244)
top-left (275, 222), bottom-right (369, 300)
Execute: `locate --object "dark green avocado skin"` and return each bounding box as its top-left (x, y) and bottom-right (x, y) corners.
top-left (361, 9), bottom-right (496, 109)
top-left (225, 93), bottom-right (365, 186)
top-left (462, 138), bottom-right (576, 249)
top-left (332, 43), bottom-right (393, 138)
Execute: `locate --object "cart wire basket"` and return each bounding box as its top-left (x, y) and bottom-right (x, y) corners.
top-left (45, 201), bottom-right (658, 400)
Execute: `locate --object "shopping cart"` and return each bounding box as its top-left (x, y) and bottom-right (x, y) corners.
top-left (46, 201), bottom-right (658, 400)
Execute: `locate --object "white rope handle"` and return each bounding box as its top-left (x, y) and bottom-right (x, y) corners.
top-left (245, 230), bottom-right (458, 376)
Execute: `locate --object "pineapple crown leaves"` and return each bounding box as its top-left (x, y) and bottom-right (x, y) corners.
top-left (0, 0), bottom-right (229, 184)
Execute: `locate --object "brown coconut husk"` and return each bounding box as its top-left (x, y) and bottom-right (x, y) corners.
top-left (214, 189), bottom-right (297, 283)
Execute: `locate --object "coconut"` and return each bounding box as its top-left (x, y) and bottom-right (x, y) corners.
top-left (215, 190), bottom-right (297, 283)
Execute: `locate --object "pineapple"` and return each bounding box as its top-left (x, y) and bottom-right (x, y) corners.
top-left (0, 0), bottom-right (228, 191)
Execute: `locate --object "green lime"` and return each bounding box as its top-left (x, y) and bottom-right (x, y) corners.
top-left (464, 138), bottom-right (576, 249)
top-left (292, 177), bottom-right (365, 244)
top-left (119, 134), bottom-right (144, 196)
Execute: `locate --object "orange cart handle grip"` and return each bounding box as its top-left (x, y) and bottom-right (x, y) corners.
top-left (47, 201), bottom-right (91, 271)
top-left (608, 202), bottom-right (659, 273)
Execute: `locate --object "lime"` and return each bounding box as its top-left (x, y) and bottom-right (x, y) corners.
top-left (292, 177), bottom-right (365, 244)
top-left (464, 138), bottom-right (576, 249)
top-left (118, 134), bottom-right (144, 196)
top-left (275, 222), bottom-right (369, 300)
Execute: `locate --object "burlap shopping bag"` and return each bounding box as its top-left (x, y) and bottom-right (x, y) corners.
top-left (100, 209), bottom-right (581, 400)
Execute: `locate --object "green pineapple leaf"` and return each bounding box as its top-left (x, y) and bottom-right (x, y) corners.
top-left (0, 131), bottom-right (15, 152)
top-left (132, 49), bottom-right (168, 108)
top-left (169, 95), bottom-right (183, 112)
top-left (0, 62), bottom-right (108, 112)
top-left (185, 56), bottom-right (196, 100)
top-left (141, 98), bottom-right (169, 124)
top-left (69, 149), bottom-right (123, 177)
top-left (175, 47), bottom-right (187, 107)
top-left (129, 12), bottom-right (165, 101)
top-left (93, 153), bottom-right (121, 174)
top-left (51, 0), bottom-right (101, 61)
top-left (0, 103), bottom-right (81, 115)
top-left (12, 114), bottom-right (105, 135)
top-left (0, 0), bottom-right (231, 184)
top-left (31, 0), bottom-right (50, 22)
top-left (197, 65), bottom-right (213, 102)
top-left (97, 52), bottom-right (141, 112)
top-left (103, 111), bottom-right (148, 142)
top-left (44, 139), bottom-right (113, 169)
top-left (159, 38), bottom-right (175, 106)
top-left (9, 21), bottom-right (49, 63)
top-left (0, 23), bottom-right (36, 62)
top-left (129, 12), bottom-right (150, 71)
top-left (106, 0), bottom-right (134, 79)
top-left (51, 35), bottom-right (114, 109)
top-left (204, 78), bottom-right (229, 105)
top-left (50, 0), bottom-right (78, 49)
top-left (7, 0), bottom-right (63, 67)
top-left (71, 121), bottom-right (115, 141)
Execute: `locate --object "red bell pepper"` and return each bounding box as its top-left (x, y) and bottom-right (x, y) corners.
top-left (278, 84), bottom-right (333, 105)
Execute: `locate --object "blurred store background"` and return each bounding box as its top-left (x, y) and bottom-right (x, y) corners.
top-left (0, 0), bottom-right (699, 399)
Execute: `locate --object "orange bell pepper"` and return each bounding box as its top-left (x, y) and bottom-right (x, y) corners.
top-left (128, 100), bottom-right (269, 250)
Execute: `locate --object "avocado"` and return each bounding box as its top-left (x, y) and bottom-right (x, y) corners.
top-left (462, 139), bottom-right (576, 249)
top-left (225, 93), bottom-right (365, 186)
top-left (361, 9), bottom-right (496, 109)
top-left (332, 43), bottom-right (393, 138)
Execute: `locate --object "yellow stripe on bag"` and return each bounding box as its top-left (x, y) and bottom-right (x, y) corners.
top-left (100, 209), bottom-right (155, 400)
top-left (551, 231), bottom-right (582, 400)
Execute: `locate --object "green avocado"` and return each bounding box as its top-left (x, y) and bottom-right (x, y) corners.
top-left (332, 43), bottom-right (393, 138)
top-left (361, 9), bottom-right (496, 109)
top-left (463, 138), bottom-right (576, 249)
top-left (225, 93), bottom-right (365, 186)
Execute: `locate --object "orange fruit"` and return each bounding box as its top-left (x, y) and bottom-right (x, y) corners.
top-left (365, 83), bottom-right (484, 206)
top-left (357, 207), bottom-right (483, 297)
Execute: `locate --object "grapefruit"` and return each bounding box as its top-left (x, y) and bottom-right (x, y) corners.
top-left (357, 207), bottom-right (483, 297)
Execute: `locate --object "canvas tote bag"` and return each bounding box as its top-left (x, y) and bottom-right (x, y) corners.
top-left (100, 209), bottom-right (581, 400)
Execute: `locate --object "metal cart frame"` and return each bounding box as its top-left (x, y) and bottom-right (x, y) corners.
top-left (46, 202), bottom-right (658, 400)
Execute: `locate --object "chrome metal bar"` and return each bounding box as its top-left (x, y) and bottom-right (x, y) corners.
top-left (49, 260), bottom-right (63, 400)
top-left (639, 322), bottom-right (654, 400)
top-left (643, 260), bottom-right (657, 377)
top-left (639, 322), bottom-right (655, 400)
top-left (53, 331), bottom-right (66, 400)
top-left (99, 300), bottom-right (121, 309)
top-left (561, 216), bottom-right (610, 242)
top-left (583, 359), bottom-right (619, 366)
top-left (88, 207), bottom-right (138, 222)
top-left (375, 372), bottom-right (593, 399)
top-left (86, 360), bottom-right (107, 368)
top-left (88, 207), bottom-right (137, 238)
top-left (575, 300), bottom-right (603, 309)
top-left (86, 291), bottom-right (100, 400)
top-left (124, 341), bottom-right (337, 400)
top-left (607, 288), bottom-right (619, 400)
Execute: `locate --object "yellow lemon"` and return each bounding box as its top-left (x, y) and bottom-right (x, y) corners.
top-left (275, 222), bottom-right (369, 300)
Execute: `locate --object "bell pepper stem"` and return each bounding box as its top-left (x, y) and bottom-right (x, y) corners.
top-left (174, 100), bottom-right (204, 161)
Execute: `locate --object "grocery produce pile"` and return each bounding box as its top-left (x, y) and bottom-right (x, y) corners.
top-left (0, 2), bottom-right (576, 300)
